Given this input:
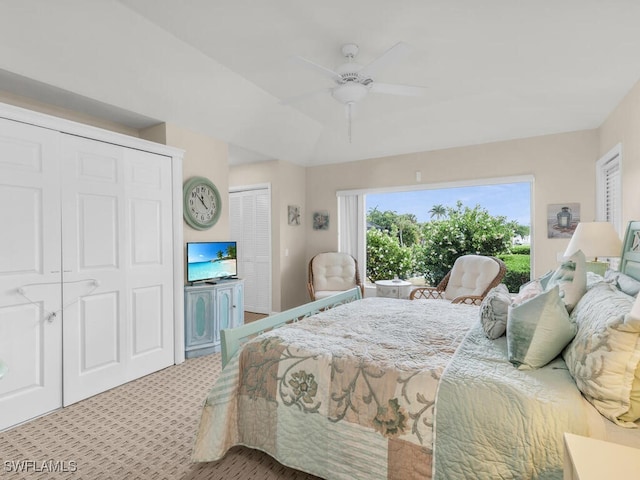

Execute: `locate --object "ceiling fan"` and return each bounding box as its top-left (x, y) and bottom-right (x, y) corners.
top-left (283, 42), bottom-right (428, 142)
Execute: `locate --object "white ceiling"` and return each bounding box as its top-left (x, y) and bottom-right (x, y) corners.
top-left (1, 1), bottom-right (640, 166)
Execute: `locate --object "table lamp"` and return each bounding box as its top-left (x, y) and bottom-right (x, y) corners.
top-left (563, 222), bottom-right (622, 275)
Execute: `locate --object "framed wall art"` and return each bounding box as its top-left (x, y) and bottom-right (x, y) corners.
top-left (288, 205), bottom-right (301, 226)
top-left (547, 203), bottom-right (580, 238)
top-left (312, 210), bottom-right (329, 230)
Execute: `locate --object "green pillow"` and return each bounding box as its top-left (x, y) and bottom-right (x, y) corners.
top-left (507, 286), bottom-right (577, 370)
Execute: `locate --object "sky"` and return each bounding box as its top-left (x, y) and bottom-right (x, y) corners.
top-left (366, 182), bottom-right (531, 226)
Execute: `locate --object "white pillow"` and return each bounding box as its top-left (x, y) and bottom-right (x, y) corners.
top-left (563, 282), bottom-right (640, 426)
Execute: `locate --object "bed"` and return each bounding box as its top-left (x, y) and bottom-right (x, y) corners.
top-left (192, 231), bottom-right (640, 479)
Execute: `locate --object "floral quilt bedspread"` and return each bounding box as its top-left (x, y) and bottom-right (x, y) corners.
top-left (192, 297), bottom-right (478, 480)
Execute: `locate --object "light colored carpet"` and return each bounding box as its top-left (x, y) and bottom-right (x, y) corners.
top-left (0, 352), bottom-right (321, 480)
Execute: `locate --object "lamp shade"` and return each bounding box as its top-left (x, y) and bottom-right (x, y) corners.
top-left (564, 222), bottom-right (622, 259)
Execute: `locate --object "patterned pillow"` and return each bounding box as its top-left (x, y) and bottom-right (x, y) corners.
top-left (479, 284), bottom-right (512, 339)
top-left (546, 250), bottom-right (587, 313)
top-left (507, 286), bottom-right (577, 370)
top-left (563, 282), bottom-right (640, 426)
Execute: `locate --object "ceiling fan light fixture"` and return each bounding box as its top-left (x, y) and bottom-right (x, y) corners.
top-left (332, 82), bottom-right (368, 104)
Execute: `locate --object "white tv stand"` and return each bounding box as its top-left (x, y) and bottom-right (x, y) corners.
top-left (184, 279), bottom-right (244, 358)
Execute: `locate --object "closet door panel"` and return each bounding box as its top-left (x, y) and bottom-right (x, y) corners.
top-left (0, 119), bottom-right (62, 430)
top-left (60, 136), bottom-right (128, 405)
top-left (78, 193), bottom-right (120, 269)
top-left (61, 137), bottom-right (174, 405)
top-left (123, 148), bottom-right (173, 379)
top-left (79, 292), bottom-right (120, 372)
top-left (131, 285), bottom-right (163, 355)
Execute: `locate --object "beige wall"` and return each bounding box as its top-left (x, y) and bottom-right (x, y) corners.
top-left (306, 130), bottom-right (599, 278)
top-left (229, 160), bottom-right (308, 311)
top-left (0, 91), bottom-right (141, 137)
top-left (599, 79), bottom-right (640, 227)
top-left (141, 123), bottom-right (230, 244)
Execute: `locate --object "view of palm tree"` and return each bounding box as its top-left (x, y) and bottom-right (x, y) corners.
top-left (429, 204), bottom-right (446, 219)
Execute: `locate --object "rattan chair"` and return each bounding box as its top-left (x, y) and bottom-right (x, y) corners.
top-left (410, 255), bottom-right (507, 305)
top-left (307, 252), bottom-right (364, 301)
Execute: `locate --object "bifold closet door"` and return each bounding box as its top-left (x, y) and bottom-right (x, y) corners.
top-left (0, 119), bottom-right (63, 430)
top-left (230, 188), bottom-right (271, 314)
top-left (60, 135), bottom-right (174, 406)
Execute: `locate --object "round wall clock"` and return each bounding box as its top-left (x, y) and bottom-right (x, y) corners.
top-left (183, 176), bottom-right (222, 230)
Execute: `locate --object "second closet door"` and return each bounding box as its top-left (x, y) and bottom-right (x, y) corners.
top-left (60, 135), bottom-right (174, 406)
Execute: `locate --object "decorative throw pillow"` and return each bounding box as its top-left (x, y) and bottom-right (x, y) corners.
top-left (512, 279), bottom-right (543, 307)
top-left (546, 250), bottom-right (587, 313)
top-left (620, 363), bottom-right (640, 423)
top-left (479, 284), bottom-right (512, 339)
top-left (563, 282), bottom-right (640, 426)
top-left (605, 270), bottom-right (640, 297)
top-left (537, 270), bottom-right (554, 290)
top-left (507, 286), bottom-right (577, 370)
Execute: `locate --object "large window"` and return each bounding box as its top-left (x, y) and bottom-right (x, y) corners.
top-left (338, 176), bottom-right (533, 288)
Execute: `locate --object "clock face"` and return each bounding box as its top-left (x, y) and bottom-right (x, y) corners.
top-left (183, 177), bottom-right (221, 230)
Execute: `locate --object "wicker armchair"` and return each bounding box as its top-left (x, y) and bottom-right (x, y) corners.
top-left (410, 255), bottom-right (507, 305)
top-left (307, 252), bottom-right (364, 301)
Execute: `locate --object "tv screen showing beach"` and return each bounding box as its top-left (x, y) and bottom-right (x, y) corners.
top-left (187, 241), bottom-right (237, 282)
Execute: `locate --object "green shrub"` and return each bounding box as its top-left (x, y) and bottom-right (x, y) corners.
top-left (498, 254), bottom-right (531, 293)
top-left (366, 229), bottom-right (413, 282)
top-left (510, 244), bottom-right (530, 255)
top-left (415, 202), bottom-right (516, 285)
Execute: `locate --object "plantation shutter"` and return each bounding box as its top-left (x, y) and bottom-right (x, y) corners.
top-left (596, 144), bottom-right (622, 235)
top-left (230, 185), bottom-right (272, 314)
top-left (337, 193), bottom-right (366, 284)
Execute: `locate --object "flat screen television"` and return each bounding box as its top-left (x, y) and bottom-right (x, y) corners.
top-left (186, 241), bottom-right (237, 284)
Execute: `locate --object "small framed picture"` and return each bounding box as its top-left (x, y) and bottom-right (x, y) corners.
top-left (288, 205), bottom-right (301, 226)
top-left (313, 211), bottom-right (329, 230)
top-left (547, 203), bottom-right (580, 238)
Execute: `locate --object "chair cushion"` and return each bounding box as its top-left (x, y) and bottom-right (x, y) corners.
top-left (445, 255), bottom-right (500, 301)
top-left (312, 252), bottom-right (357, 292)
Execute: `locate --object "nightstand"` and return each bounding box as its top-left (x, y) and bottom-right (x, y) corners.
top-left (563, 433), bottom-right (640, 479)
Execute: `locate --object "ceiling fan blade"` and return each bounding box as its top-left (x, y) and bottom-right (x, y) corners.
top-left (369, 82), bottom-right (429, 97)
top-left (279, 88), bottom-right (332, 105)
top-left (292, 55), bottom-right (341, 81)
top-left (359, 42), bottom-right (411, 78)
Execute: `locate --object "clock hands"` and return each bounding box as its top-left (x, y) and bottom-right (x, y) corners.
top-left (196, 193), bottom-right (209, 210)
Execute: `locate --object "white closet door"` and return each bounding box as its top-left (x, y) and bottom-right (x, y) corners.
top-left (60, 136), bottom-right (173, 405)
top-left (0, 119), bottom-right (63, 430)
top-left (121, 147), bottom-right (174, 380)
top-left (230, 187), bottom-right (271, 314)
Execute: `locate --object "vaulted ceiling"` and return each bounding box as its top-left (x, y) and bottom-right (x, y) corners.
top-left (1, 1), bottom-right (640, 166)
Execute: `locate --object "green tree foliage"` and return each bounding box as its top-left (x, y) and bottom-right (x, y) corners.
top-left (366, 228), bottom-right (413, 282)
top-left (367, 207), bottom-right (420, 247)
top-left (514, 224), bottom-right (530, 238)
top-left (414, 202), bottom-right (516, 285)
top-left (429, 204), bottom-right (446, 220)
